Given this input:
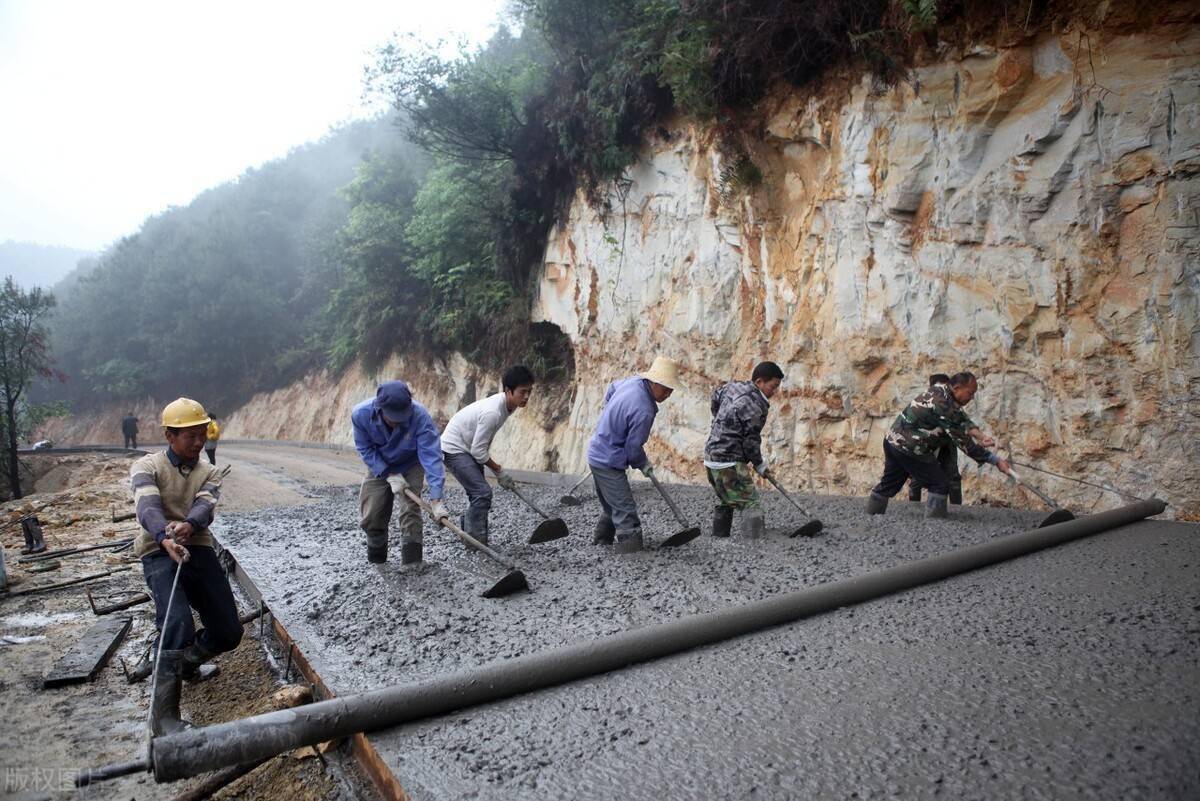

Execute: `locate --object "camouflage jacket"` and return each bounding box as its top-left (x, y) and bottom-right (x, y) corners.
top-left (704, 381), bottom-right (769, 465)
top-left (885, 383), bottom-right (995, 464)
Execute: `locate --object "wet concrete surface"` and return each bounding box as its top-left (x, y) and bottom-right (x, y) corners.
top-left (216, 477), bottom-right (1200, 800)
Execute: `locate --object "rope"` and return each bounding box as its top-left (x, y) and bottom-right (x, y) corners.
top-left (146, 552), bottom-right (184, 746)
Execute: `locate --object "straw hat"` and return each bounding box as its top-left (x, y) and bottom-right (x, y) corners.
top-left (641, 356), bottom-right (680, 390)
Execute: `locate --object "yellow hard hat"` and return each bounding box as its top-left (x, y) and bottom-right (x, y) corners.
top-left (161, 397), bottom-right (211, 428)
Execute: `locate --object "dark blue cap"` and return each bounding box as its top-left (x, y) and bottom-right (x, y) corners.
top-left (373, 380), bottom-right (413, 423)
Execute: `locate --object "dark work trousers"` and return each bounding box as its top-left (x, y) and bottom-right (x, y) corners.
top-left (359, 465), bottom-right (425, 552)
top-left (443, 451), bottom-right (493, 540)
top-left (907, 445), bottom-right (962, 503)
top-left (205, 446), bottom-right (217, 465)
top-left (142, 546), bottom-right (243, 653)
top-left (124, 434), bottom-right (137, 449)
top-left (872, 440), bottom-right (952, 499)
top-left (590, 464), bottom-right (641, 534)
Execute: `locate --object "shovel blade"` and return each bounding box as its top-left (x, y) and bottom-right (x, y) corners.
top-left (1037, 509), bottom-right (1076, 528)
top-left (529, 518), bottom-right (570, 544)
top-left (789, 520), bottom-right (824, 538)
top-left (559, 495), bottom-right (584, 507)
top-left (482, 570), bottom-right (530, 598)
top-left (661, 527), bottom-right (701, 548)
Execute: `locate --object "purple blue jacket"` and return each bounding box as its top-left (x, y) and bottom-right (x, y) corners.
top-left (351, 398), bottom-right (446, 498)
top-left (586, 377), bottom-right (658, 470)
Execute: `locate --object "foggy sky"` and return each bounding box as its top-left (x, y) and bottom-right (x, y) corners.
top-left (0, 0), bottom-right (505, 251)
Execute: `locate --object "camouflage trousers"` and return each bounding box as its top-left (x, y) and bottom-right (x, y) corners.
top-left (706, 464), bottom-right (762, 511)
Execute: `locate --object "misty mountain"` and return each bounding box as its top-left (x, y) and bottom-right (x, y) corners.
top-left (0, 240), bottom-right (96, 290)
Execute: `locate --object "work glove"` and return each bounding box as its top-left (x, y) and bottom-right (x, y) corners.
top-left (386, 473), bottom-right (410, 497)
top-left (496, 471), bottom-right (517, 491)
top-left (640, 464), bottom-right (655, 479)
top-left (753, 462), bottom-right (770, 477)
top-left (429, 499), bottom-right (450, 523)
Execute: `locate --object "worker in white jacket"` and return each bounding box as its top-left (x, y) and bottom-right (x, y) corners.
top-left (441, 365), bottom-right (535, 545)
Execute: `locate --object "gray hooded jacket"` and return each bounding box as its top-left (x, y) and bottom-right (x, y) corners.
top-left (704, 381), bottom-right (769, 466)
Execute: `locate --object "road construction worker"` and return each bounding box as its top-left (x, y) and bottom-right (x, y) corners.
top-left (205, 417), bottom-right (221, 465)
top-left (441, 365), bottom-right (535, 546)
top-left (587, 356), bottom-right (678, 553)
top-left (122, 411), bottom-right (139, 449)
top-left (352, 380), bottom-right (448, 567)
top-left (131, 397), bottom-right (242, 736)
top-left (704, 361), bottom-right (784, 540)
top-left (867, 371), bottom-right (1011, 518)
top-left (906, 374), bottom-right (964, 505)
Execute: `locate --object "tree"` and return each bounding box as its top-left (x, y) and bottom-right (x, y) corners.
top-left (0, 277), bottom-right (57, 499)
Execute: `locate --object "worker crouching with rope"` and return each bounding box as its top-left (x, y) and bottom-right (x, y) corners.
top-left (131, 397), bottom-right (241, 735)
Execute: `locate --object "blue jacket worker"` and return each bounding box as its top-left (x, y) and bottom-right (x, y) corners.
top-left (352, 380), bottom-right (448, 567)
top-left (131, 397), bottom-right (241, 736)
top-left (586, 355), bottom-right (679, 554)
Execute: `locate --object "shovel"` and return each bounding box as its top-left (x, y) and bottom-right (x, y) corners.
top-left (763, 475), bottom-right (824, 537)
top-left (644, 471), bottom-right (701, 547)
top-left (402, 489), bottom-right (530, 598)
top-left (1007, 469), bottom-right (1075, 528)
top-left (496, 474), bottom-right (570, 543)
top-left (559, 471), bottom-right (591, 506)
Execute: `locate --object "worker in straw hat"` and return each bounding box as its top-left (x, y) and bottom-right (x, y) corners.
top-left (586, 356), bottom-right (679, 554)
top-left (130, 397), bottom-right (242, 735)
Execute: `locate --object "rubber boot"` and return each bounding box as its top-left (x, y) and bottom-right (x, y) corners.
top-left (949, 485), bottom-right (963, 506)
top-left (400, 541), bottom-right (423, 566)
top-left (866, 492), bottom-right (888, 515)
top-left (592, 518), bottom-right (615, 546)
top-left (181, 642), bottom-right (220, 683)
top-left (149, 650), bottom-right (192, 736)
top-left (740, 511), bottom-right (765, 540)
top-left (365, 529), bottom-right (388, 564)
top-left (614, 528), bottom-right (644, 554)
top-left (462, 513), bottom-right (489, 549)
top-left (711, 505), bottom-right (733, 538)
top-left (925, 492), bottom-right (949, 519)
top-left (907, 482), bottom-right (922, 502)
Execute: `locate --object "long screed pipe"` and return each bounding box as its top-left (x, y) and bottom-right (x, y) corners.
top-left (149, 499), bottom-right (1166, 782)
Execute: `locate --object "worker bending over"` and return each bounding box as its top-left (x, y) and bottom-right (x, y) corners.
top-left (352, 380), bottom-right (448, 567)
top-left (441, 365), bottom-right (535, 546)
top-left (906, 374), bottom-right (965, 505)
top-left (867, 371), bottom-right (1010, 518)
top-left (131, 397), bottom-right (241, 735)
top-left (587, 356), bottom-right (678, 554)
top-left (704, 361), bottom-right (784, 540)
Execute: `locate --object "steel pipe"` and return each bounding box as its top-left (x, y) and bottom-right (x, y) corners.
top-left (151, 499), bottom-right (1166, 782)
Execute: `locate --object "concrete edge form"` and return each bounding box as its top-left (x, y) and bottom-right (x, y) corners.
top-left (151, 498), bottom-right (1168, 782)
top-left (219, 539), bottom-right (411, 801)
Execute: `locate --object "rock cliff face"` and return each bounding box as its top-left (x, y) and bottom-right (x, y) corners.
top-left (49, 19), bottom-right (1198, 518)
top-left (532, 22), bottom-right (1199, 517)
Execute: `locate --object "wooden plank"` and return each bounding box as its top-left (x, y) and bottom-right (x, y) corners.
top-left (43, 616), bottom-right (131, 688)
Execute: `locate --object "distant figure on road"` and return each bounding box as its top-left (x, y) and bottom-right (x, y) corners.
top-left (441, 365), bottom-right (535, 547)
top-left (587, 355), bottom-right (679, 554)
top-left (866, 371), bottom-right (1010, 519)
top-left (352, 380), bottom-right (448, 568)
top-left (122, 411), bottom-right (139, 449)
top-left (205, 417), bottom-right (221, 465)
top-left (704, 361), bottom-right (785, 541)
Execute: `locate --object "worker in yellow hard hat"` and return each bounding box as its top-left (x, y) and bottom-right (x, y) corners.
top-left (205, 417), bottom-right (221, 465)
top-left (130, 397), bottom-right (242, 735)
